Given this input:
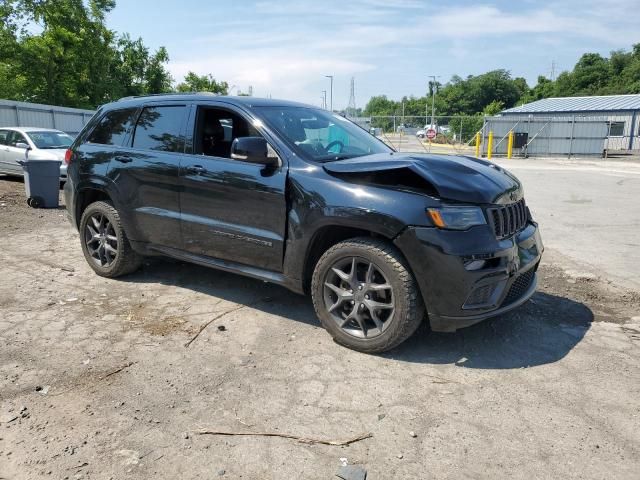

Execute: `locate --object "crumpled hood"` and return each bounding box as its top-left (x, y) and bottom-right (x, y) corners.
top-left (323, 153), bottom-right (522, 204)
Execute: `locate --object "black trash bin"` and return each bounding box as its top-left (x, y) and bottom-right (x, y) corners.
top-left (18, 160), bottom-right (62, 208)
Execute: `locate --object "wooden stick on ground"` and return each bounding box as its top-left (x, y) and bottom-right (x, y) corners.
top-left (99, 361), bottom-right (136, 380)
top-left (196, 429), bottom-right (373, 446)
top-left (184, 304), bottom-right (246, 348)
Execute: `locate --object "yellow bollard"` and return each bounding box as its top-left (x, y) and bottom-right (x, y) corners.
top-left (487, 131), bottom-right (494, 160)
top-left (474, 132), bottom-right (481, 157)
top-left (507, 130), bottom-right (514, 159)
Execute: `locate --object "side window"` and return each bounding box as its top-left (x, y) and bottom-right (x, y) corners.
top-left (132, 106), bottom-right (187, 153)
top-left (608, 121), bottom-right (625, 137)
top-left (194, 107), bottom-right (261, 159)
top-left (0, 130), bottom-right (9, 145)
top-left (87, 108), bottom-right (138, 146)
top-left (7, 131), bottom-right (27, 147)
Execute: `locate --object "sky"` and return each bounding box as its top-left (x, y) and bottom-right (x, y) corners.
top-left (107, 0), bottom-right (640, 109)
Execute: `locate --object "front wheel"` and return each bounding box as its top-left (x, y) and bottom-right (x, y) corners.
top-left (311, 237), bottom-right (424, 353)
top-left (79, 201), bottom-right (142, 278)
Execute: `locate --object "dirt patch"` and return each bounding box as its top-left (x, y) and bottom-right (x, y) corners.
top-left (0, 177), bottom-right (638, 480)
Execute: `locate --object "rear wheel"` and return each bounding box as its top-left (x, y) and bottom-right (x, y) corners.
top-left (79, 201), bottom-right (142, 278)
top-left (311, 237), bottom-right (424, 353)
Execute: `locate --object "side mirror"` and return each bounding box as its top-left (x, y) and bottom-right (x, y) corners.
top-left (15, 142), bottom-right (30, 150)
top-left (231, 137), bottom-right (280, 167)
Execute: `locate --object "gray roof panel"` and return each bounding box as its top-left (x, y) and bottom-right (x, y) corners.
top-left (502, 94), bottom-right (640, 114)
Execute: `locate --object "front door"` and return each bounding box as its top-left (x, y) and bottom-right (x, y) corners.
top-left (1, 130), bottom-right (29, 174)
top-left (0, 129), bottom-right (11, 173)
top-left (179, 104), bottom-right (287, 272)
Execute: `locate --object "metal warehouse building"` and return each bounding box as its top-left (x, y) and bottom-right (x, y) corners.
top-left (483, 94), bottom-right (640, 157)
top-left (0, 99), bottom-right (95, 136)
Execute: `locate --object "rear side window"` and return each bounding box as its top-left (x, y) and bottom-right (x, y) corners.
top-left (132, 106), bottom-right (187, 153)
top-left (87, 108), bottom-right (137, 146)
top-left (0, 130), bottom-right (8, 145)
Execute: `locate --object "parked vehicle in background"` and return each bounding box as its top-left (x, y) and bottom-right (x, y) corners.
top-left (64, 94), bottom-right (543, 353)
top-left (0, 127), bottom-right (73, 179)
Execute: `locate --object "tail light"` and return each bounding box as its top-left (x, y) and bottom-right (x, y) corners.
top-left (64, 149), bottom-right (73, 165)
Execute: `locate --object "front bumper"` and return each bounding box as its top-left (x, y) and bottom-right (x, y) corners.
top-left (394, 222), bottom-right (543, 332)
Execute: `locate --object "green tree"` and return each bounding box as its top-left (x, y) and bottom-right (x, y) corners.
top-left (0, 0), bottom-right (174, 108)
top-left (176, 72), bottom-right (228, 94)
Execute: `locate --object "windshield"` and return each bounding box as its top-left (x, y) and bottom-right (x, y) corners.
top-left (26, 131), bottom-right (73, 149)
top-left (255, 106), bottom-right (392, 162)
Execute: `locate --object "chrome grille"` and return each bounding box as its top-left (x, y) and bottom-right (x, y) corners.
top-left (488, 199), bottom-right (528, 239)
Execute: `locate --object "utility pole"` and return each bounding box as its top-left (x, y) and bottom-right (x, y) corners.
top-left (324, 75), bottom-right (333, 112)
top-left (321, 90), bottom-right (327, 109)
top-left (347, 77), bottom-right (356, 117)
top-left (428, 75), bottom-right (439, 129)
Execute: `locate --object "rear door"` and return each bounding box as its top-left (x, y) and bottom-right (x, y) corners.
top-left (110, 103), bottom-right (189, 248)
top-left (179, 102), bottom-right (288, 272)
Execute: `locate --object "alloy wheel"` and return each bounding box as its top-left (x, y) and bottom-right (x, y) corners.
top-left (323, 257), bottom-right (395, 339)
top-left (84, 213), bottom-right (118, 267)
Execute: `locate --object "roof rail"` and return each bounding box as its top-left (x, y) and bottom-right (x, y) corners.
top-left (117, 92), bottom-right (220, 102)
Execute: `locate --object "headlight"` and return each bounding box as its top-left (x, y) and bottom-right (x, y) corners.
top-left (427, 206), bottom-right (486, 230)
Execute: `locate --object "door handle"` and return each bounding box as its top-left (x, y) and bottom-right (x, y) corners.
top-left (114, 156), bottom-right (132, 163)
top-left (186, 165), bottom-right (207, 174)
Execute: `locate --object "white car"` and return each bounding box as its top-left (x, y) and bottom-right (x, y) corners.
top-left (0, 127), bottom-right (73, 180)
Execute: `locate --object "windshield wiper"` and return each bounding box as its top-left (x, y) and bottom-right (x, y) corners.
top-left (318, 154), bottom-right (360, 163)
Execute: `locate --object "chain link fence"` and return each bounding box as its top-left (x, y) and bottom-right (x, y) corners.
top-left (350, 115), bottom-right (482, 155)
top-left (350, 113), bottom-right (640, 158)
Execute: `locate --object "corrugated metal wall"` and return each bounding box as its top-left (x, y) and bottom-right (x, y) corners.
top-left (0, 99), bottom-right (95, 136)
top-left (484, 111), bottom-right (639, 157)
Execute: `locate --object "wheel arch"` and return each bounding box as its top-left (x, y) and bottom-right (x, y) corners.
top-left (75, 186), bottom-right (113, 229)
top-left (301, 224), bottom-right (396, 294)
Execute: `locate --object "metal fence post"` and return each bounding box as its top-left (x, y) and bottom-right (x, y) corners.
top-left (487, 131), bottom-right (494, 160)
top-left (568, 115), bottom-right (575, 159)
top-left (629, 111), bottom-right (637, 151)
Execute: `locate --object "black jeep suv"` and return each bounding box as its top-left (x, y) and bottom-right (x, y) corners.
top-left (64, 94), bottom-right (542, 352)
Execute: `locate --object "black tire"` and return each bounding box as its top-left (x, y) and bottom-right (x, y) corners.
top-left (27, 196), bottom-right (43, 208)
top-left (311, 237), bottom-right (424, 353)
top-left (79, 200), bottom-right (142, 278)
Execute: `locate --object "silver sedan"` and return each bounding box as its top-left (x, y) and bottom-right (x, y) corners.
top-left (0, 127), bottom-right (73, 180)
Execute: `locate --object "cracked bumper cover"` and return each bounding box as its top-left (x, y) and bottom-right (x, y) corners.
top-left (394, 222), bottom-right (543, 332)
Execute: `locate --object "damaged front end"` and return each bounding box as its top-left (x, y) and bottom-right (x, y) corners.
top-left (322, 152), bottom-right (543, 331)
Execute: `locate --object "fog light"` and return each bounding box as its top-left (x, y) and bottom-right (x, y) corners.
top-left (464, 259), bottom-right (487, 271)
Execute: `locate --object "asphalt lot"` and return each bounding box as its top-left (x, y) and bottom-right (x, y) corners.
top-left (1, 159), bottom-right (639, 479)
top-left (494, 158), bottom-right (640, 290)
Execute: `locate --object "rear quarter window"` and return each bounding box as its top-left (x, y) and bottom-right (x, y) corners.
top-left (131, 106), bottom-right (187, 153)
top-left (87, 108), bottom-right (138, 146)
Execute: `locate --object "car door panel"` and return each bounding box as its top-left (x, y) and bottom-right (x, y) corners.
top-left (180, 157), bottom-right (286, 271)
top-left (2, 131), bottom-right (28, 174)
top-left (180, 103), bottom-right (287, 272)
top-left (109, 103), bottom-right (188, 248)
top-left (0, 130), bottom-right (9, 172)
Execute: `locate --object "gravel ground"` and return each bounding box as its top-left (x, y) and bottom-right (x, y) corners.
top-left (1, 175), bottom-right (639, 480)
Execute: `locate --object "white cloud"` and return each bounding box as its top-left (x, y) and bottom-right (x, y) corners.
top-left (166, 0), bottom-right (639, 105)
